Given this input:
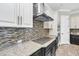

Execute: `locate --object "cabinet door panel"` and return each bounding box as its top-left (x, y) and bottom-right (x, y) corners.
top-left (20, 3), bottom-right (33, 27)
top-left (31, 49), bottom-right (42, 56)
top-left (70, 17), bottom-right (76, 29)
top-left (0, 3), bottom-right (17, 27)
top-left (70, 15), bottom-right (79, 29)
top-left (75, 16), bottom-right (79, 28)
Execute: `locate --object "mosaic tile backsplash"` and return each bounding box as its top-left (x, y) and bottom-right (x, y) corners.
top-left (0, 20), bottom-right (49, 45)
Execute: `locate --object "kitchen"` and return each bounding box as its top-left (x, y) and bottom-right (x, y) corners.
top-left (0, 3), bottom-right (58, 56)
top-left (0, 3), bottom-right (79, 56)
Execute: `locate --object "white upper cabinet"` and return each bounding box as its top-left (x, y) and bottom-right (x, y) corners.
top-left (70, 15), bottom-right (79, 29)
top-left (44, 21), bottom-right (53, 29)
top-left (19, 3), bottom-right (33, 27)
top-left (0, 3), bottom-right (33, 28)
top-left (0, 3), bottom-right (18, 27)
top-left (75, 16), bottom-right (79, 28)
top-left (70, 16), bottom-right (76, 29)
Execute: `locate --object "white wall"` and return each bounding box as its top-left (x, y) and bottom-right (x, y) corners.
top-left (44, 4), bottom-right (59, 37)
top-left (48, 11), bottom-right (59, 36)
top-left (44, 4), bottom-right (58, 36)
top-left (50, 11), bottom-right (59, 36)
top-left (45, 3), bottom-right (55, 18)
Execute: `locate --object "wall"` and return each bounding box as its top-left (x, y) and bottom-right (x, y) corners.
top-left (44, 4), bottom-right (59, 36)
top-left (49, 11), bottom-right (59, 36)
top-left (0, 20), bottom-right (49, 45)
top-left (45, 3), bottom-right (55, 19)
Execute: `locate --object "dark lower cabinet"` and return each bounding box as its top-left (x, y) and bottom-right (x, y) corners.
top-left (70, 35), bottom-right (79, 45)
top-left (42, 39), bottom-right (57, 56)
top-left (30, 48), bottom-right (43, 56)
top-left (31, 37), bottom-right (58, 56)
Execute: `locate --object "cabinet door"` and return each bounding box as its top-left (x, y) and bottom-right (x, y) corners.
top-left (20, 3), bottom-right (33, 28)
top-left (31, 48), bottom-right (43, 56)
top-left (77, 19), bottom-right (79, 28)
top-left (0, 3), bottom-right (18, 27)
top-left (75, 16), bottom-right (79, 28)
top-left (70, 17), bottom-right (76, 29)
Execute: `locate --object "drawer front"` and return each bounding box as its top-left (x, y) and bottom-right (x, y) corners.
top-left (31, 48), bottom-right (43, 56)
top-left (45, 50), bottom-right (52, 56)
top-left (46, 44), bottom-right (52, 52)
top-left (70, 35), bottom-right (79, 45)
top-left (46, 40), bottom-right (56, 51)
top-left (44, 39), bottom-right (58, 56)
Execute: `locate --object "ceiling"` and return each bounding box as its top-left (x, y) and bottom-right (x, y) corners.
top-left (47, 3), bottom-right (79, 11)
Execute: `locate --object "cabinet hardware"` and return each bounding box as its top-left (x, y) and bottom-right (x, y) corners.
top-left (17, 16), bottom-right (19, 25)
top-left (21, 16), bottom-right (22, 25)
top-left (17, 16), bottom-right (22, 25)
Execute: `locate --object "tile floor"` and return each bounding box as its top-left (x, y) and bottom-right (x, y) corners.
top-left (56, 44), bottom-right (79, 56)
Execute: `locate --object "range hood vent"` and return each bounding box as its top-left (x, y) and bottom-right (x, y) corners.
top-left (33, 3), bottom-right (54, 22)
top-left (33, 13), bottom-right (53, 21)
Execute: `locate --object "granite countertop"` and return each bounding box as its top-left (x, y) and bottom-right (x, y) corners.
top-left (42, 37), bottom-right (56, 47)
top-left (32, 36), bottom-right (56, 47)
top-left (0, 36), bottom-right (56, 56)
top-left (70, 32), bottom-right (79, 35)
top-left (70, 33), bottom-right (79, 35)
top-left (0, 41), bottom-right (41, 56)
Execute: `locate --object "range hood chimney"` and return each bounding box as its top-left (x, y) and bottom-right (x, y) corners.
top-left (33, 3), bottom-right (54, 22)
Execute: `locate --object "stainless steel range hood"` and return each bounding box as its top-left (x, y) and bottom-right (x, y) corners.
top-left (33, 3), bottom-right (54, 22)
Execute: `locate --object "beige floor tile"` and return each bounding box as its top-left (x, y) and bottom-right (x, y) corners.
top-left (56, 44), bottom-right (79, 56)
